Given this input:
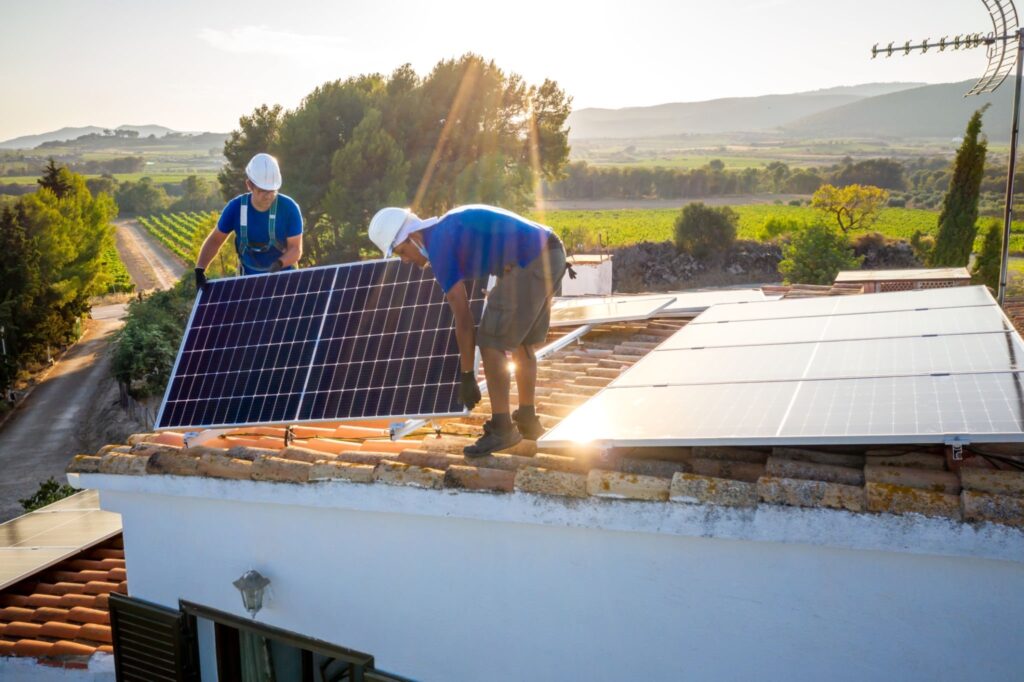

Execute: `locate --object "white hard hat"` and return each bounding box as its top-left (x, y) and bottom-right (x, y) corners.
top-left (368, 207), bottom-right (413, 257)
top-left (245, 153), bottom-right (282, 191)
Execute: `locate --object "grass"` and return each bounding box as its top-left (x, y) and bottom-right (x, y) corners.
top-left (531, 205), bottom-right (1024, 254)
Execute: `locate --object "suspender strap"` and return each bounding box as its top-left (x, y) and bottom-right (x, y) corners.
top-left (239, 195), bottom-right (283, 253)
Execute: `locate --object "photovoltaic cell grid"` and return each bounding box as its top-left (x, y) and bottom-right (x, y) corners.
top-left (156, 261), bottom-right (485, 430)
top-left (539, 285), bottom-right (1024, 447)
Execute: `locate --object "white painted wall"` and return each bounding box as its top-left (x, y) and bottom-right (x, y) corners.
top-left (0, 653), bottom-right (114, 681)
top-left (561, 259), bottom-right (612, 296)
top-left (80, 475), bottom-right (1024, 682)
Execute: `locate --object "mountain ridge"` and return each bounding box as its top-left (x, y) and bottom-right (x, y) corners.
top-left (0, 124), bottom-right (217, 150)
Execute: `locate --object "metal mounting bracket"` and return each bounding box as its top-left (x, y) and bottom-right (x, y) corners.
top-left (183, 428), bottom-right (234, 448)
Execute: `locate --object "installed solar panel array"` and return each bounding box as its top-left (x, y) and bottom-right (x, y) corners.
top-left (156, 261), bottom-right (484, 430)
top-left (539, 285), bottom-right (1024, 448)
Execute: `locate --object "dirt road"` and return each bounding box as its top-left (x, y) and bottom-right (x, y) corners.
top-left (114, 219), bottom-right (187, 290)
top-left (0, 221), bottom-right (185, 521)
top-left (0, 306), bottom-right (125, 521)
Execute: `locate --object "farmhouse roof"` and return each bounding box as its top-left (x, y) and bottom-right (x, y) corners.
top-left (66, 288), bottom-right (1024, 531)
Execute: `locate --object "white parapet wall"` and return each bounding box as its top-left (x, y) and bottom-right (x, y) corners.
top-left (561, 255), bottom-right (612, 296)
top-left (80, 474), bottom-right (1024, 682)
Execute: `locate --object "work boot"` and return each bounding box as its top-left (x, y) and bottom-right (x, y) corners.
top-left (464, 417), bottom-right (522, 457)
top-left (512, 408), bottom-right (545, 440)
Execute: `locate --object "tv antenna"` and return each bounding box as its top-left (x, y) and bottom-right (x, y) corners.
top-left (872, 0), bottom-right (1022, 303)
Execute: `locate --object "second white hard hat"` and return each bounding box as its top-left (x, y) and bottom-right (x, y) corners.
top-left (245, 153), bottom-right (282, 191)
top-left (368, 207), bottom-right (413, 257)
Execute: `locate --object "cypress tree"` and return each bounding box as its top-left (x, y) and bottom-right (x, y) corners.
top-left (931, 106), bottom-right (989, 266)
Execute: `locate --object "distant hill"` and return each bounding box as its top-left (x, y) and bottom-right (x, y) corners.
top-left (568, 82), bottom-right (926, 139)
top-left (1, 124), bottom-right (181, 150)
top-left (783, 80), bottom-right (1012, 139)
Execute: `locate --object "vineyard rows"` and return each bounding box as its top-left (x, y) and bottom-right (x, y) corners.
top-left (101, 241), bottom-right (134, 294)
top-left (536, 205), bottom-right (1024, 254)
top-left (138, 211), bottom-right (217, 261)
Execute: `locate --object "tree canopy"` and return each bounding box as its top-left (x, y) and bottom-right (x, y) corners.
top-left (811, 183), bottom-right (889, 234)
top-left (220, 54), bottom-right (572, 264)
top-left (0, 164), bottom-right (116, 390)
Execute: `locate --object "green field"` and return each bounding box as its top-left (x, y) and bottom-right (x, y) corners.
top-left (532, 205), bottom-right (1024, 254)
top-left (0, 170), bottom-right (218, 186)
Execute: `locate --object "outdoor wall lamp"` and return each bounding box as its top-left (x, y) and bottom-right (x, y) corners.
top-left (233, 569), bottom-right (271, 618)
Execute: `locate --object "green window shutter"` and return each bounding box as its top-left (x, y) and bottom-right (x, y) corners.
top-left (108, 593), bottom-right (199, 682)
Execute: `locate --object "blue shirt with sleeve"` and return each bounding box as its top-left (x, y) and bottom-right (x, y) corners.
top-left (420, 205), bottom-right (554, 293)
top-left (217, 193), bottom-right (303, 275)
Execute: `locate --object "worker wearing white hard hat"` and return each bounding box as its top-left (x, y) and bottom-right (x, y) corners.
top-left (195, 153), bottom-right (304, 287)
top-left (368, 204), bottom-right (568, 457)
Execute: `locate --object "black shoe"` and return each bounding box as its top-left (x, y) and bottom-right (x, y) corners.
top-left (464, 420), bottom-right (523, 457)
top-left (512, 409), bottom-right (545, 440)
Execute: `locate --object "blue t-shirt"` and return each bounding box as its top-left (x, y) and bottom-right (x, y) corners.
top-left (217, 193), bottom-right (303, 274)
top-left (421, 205), bottom-right (553, 293)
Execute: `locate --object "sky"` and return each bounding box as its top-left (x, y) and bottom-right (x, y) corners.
top-left (0, 0), bottom-right (1005, 140)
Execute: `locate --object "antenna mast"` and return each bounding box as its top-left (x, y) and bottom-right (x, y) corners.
top-left (872, 0), bottom-right (1023, 303)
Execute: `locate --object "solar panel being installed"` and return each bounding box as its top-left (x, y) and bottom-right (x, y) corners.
top-left (550, 296), bottom-right (675, 327)
top-left (539, 286), bottom-right (1024, 448)
top-left (156, 261), bottom-right (485, 430)
top-left (552, 288), bottom-right (773, 319)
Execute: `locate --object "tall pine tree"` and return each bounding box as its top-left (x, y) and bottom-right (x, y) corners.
top-left (931, 106), bottom-right (989, 266)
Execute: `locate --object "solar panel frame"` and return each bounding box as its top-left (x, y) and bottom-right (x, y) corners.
top-left (691, 285), bottom-right (995, 324)
top-left (155, 260), bottom-right (486, 431)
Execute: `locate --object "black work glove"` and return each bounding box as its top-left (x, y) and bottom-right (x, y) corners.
top-left (194, 267), bottom-right (208, 291)
top-left (269, 258), bottom-right (285, 273)
top-left (459, 371), bottom-right (481, 410)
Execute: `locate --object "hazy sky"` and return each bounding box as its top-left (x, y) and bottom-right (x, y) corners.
top-left (0, 0), bottom-right (1004, 140)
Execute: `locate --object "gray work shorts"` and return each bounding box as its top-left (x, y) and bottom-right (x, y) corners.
top-left (477, 241), bottom-right (567, 351)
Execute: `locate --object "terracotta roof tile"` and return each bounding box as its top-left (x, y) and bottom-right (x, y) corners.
top-left (58, 594), bottom-right (97, 609)
top-left (37, 622), bottom-right (82, 640)
top-left (48, 639), bottom-right (96, 657)
top-left (29, 607), bottom-right (71, 623)
top-left (78, 623), bottom-right (112, 644)
top-left (65, 606), bottom-right (108, 625)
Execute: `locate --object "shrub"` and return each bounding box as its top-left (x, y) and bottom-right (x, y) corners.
top-left (853, 231), bottom-right (887, 252)
top-left (759, 216), bottom-right (804, 242)
top-left (111, 276), bottom-right (197, 398)
top-left (788, 199), bottom-right (802, 207)
top-left (673, 203), bottom-right (737, 260)
top-left (887, 197), bottom-right (907, 208)
top-left (779, 222), bottom-right (862, 285)
top-left (20, 477), bottom-right (76, 512)
top-left (910, 230), bottom-right (936, 263)
top-left (973, 219), bottom-right (1002, 292)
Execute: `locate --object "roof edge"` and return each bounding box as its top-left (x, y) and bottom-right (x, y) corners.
top-left (71, 472), bottom-right (1024, 565)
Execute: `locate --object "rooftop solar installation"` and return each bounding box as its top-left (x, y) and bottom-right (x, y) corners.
top-left (0, 490), bottom-right (121, 591)
top-left (550, 296), bottom-right (675, 327)
top-left (156, 261), bottom-right (485, 430)
top-left (539, 286), bottom-right (1024, 448)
